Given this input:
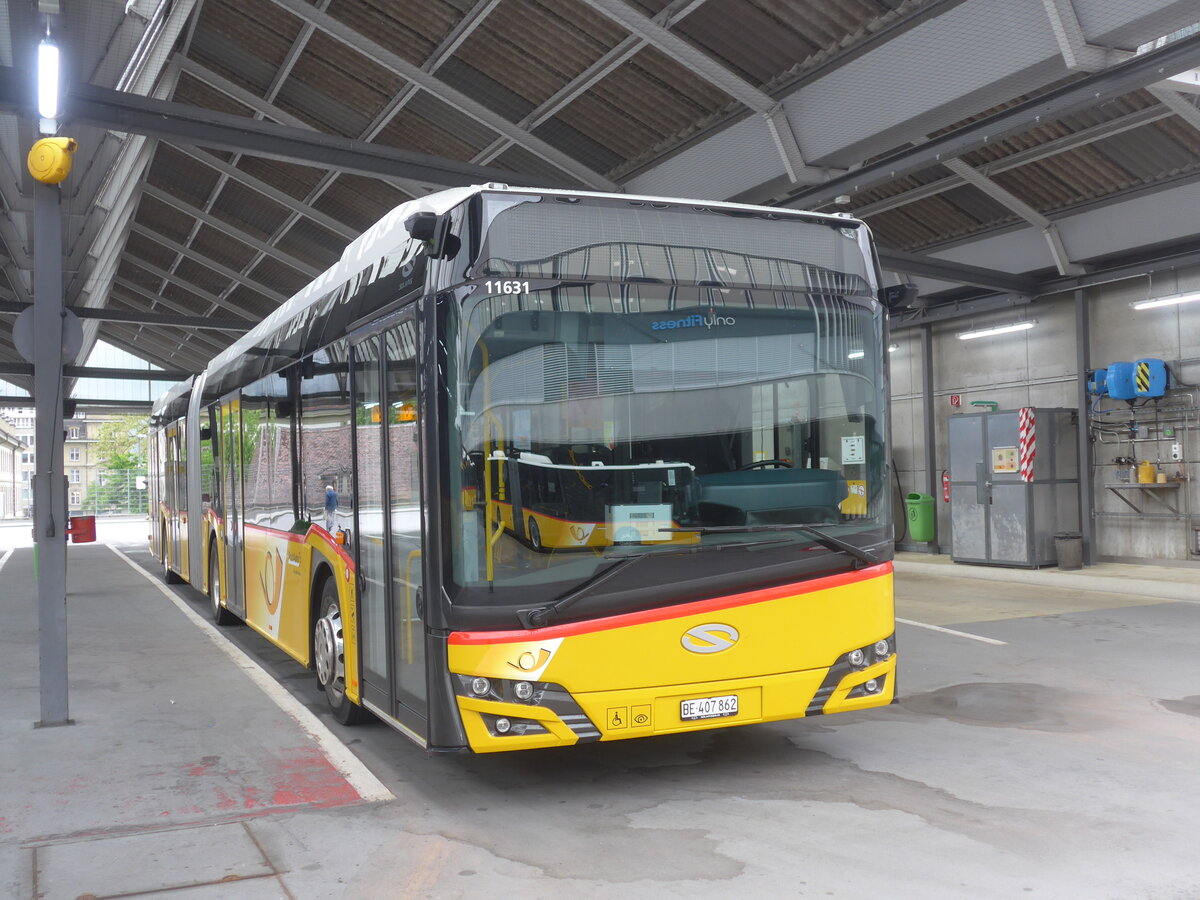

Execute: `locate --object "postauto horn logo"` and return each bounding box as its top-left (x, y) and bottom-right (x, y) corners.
top-left (681, 623), bottom-right (740, 654)
top-left (650, 313), bottom-right (736, 332)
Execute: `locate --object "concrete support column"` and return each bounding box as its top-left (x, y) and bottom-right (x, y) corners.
top-left (32, 179), bottom-right (71, 728)
top-left (922, 324), bottom-right (941, 554)
top-left (1074, 288), bottom-right (1096, 565)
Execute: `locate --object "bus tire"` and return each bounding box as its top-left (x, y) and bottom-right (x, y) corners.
top-left (161, 523), bottom-right (182, 585)
top-left (528, 517), bottom-right (542, 551)
top-left (209, 547), bottom-right (237, 626)
top-left (313, 577), bottom-right (369, 725)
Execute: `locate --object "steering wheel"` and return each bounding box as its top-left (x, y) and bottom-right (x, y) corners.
top-left (738, 459), bottom-right (793, 470)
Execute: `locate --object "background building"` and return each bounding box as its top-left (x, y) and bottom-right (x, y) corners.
top-left (0, 413), bottom-right (18, 519)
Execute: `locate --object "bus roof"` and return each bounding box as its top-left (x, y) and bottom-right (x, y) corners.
top-left (153, 184), bottom-right (865, 416)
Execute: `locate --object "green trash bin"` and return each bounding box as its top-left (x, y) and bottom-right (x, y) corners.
top-left (904, 492), bottom-right (936, 542)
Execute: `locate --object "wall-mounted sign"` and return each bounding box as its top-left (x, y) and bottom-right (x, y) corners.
top-left (949, 394), bottom-right (962, 407)
top-left (992, 446), bottom-right (1018, 473)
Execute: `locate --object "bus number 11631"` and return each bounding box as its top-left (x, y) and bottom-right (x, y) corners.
top-left (486, 280), bottom-right (530, 295)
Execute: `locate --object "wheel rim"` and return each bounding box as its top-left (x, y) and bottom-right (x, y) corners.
top-left (314, 599), bottom-right (346, 703)
top-left (529, 518), bottom-right (541, 550)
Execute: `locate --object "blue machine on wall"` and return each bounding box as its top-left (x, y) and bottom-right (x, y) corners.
top-left (1087, 359), bottom-right (1169, 403)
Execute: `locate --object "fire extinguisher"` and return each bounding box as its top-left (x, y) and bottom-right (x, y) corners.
top-left (942, 470), bottom-right (951, 502)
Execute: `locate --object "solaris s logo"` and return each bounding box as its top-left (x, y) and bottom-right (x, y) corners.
top-left (681, 623), bottom-right (740, 654)
top-left (650, 313), bottom-right (736, 332)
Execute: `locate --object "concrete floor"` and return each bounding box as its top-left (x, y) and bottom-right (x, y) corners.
top-left (2, 539), bottom-right (1198, 899)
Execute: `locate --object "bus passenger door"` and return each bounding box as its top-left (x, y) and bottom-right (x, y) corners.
top-left (353, 313), bottom-right (428, 736)
top-left (220, 399), bottom-right (246, 617)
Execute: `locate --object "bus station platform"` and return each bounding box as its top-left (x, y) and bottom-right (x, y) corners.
top-left (2, 536), bottom-right (1198, 899)
top-left (0, 542), bottom-right (392, 900)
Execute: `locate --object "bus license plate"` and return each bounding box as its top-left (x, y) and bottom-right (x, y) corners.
top-left (680, 694), bottom-right (738, 721)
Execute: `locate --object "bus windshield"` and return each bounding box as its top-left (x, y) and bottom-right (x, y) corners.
top-left (446, 279), bottom-right (888, 612)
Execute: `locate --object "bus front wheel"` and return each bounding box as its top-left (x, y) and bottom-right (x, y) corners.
top-left (313, 578), bottom-right (369, 725)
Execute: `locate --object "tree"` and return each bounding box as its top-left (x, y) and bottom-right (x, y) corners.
top-left (94, 415), bottom-right (148, 470)
top-left (85, 416), bottom-right (149, 513)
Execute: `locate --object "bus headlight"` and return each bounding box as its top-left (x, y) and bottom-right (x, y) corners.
top-left (514, 681), bottom-right (534, 701)
top-left (471, 677), bottom-right (491, 696)
top-left (848, 649), bottom-right (866, 667)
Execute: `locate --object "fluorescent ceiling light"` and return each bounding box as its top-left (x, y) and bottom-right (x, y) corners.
top-left (848, 345), bottom-right (898, 360)
top-left (956, 320), bottom-right (1037, 341)
top-left (1131, 291), bottom-right (1200, 310)
top-left (38, 39), bottom-right (59, 119)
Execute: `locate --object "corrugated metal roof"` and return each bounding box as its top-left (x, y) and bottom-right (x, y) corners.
top-left (5, 0), bottom-right (1198, 377)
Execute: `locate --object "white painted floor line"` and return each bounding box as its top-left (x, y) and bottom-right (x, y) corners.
top-left (0, 548), bottom-right (12, 575)
top-left (896, 617), bottom-right (1008, 646)
top-left (109, 544), bottom-right (394, 804)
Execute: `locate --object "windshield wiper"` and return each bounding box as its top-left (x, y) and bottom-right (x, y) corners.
top-left (660, 524), bottom-right (878, 567)
top-left (516, 538), bottom-right (789, 629)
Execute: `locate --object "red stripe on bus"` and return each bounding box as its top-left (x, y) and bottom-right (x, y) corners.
top-left (448, 561), bottom-right (893, 645)
top-left (307, 524), bottom-right (356, 570)
top-left (243, 522), bottom-right (309, 544)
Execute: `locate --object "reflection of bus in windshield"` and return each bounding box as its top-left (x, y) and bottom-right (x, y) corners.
top-left (150, 184), bottom-right (895, 754)
top-left (472, 305), bottom-right (866, 554)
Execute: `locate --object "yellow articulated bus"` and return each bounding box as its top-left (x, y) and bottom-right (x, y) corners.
top-left (149, 184), bottom-right (896, 753)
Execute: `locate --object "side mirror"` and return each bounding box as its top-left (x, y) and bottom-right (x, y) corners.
top-left (405, 212), bottom-right (438, 242)
top-left (275, 400), bottom-right (294, 419)
top-left (404, 211), bottom-right (460, 260)
top-left (199, 425), bottom-right (212, 441)
top-left (879, 283), bottom-right (919, 310)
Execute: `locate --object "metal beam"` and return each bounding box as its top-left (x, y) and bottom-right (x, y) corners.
top-left (942, 158), bottom-right (1083, 276)
top-left (580, 0), bottom-right (827, 184)
top-left (268, 0), bottom-right (618, 191)
top-left (877, 247), bottom-right (1040, 294)
top-left (175, 57), bottom-right (422, 198)
top-left (0, 298), bottom-right (249, 331)
top-left (0, 396), bottom-right (155, 410)
top-left (1147, 85), bottom-right (1200, 133)
top-left (477, 0), bottom-right (705, 169)
top-left (852, 105), bottom-right (1172, 218)
top-left (890, 294), bottom-right (1033, 331)
top-left (772, 30), bottom-right (1200, 209)
top-left (0, 363), bottom-right (192, 380)
top-left (140, 184), bottom-right (321, 279)
top-left (127, 223), bottom-right (288, 304)
top-left (172, 145), bottom-right (356, 242)
top-left (119, 255), bottom-right (261, 321)
top-left (0, 65), bottom-right (556, 191)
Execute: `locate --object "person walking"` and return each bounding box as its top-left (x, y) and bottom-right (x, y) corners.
top-left (324, 484), bottom-right (338, 531)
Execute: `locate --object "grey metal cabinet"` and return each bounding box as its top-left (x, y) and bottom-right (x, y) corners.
top-left (948, 408), bottom-right (1079, 567)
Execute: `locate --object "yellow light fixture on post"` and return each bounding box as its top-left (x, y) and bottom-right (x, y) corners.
top-left (397, 401), bottom-right (417, 423)
top-left (28, 137), bottom-right (77, 185)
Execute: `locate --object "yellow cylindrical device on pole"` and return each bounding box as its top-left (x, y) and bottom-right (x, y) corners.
top-left (27, 137), bottom-right (77, 185)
